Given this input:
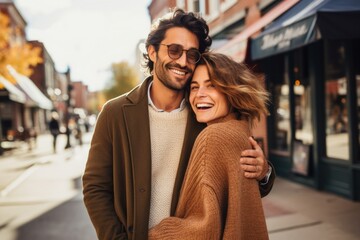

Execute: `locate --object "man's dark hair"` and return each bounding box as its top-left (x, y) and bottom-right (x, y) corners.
top-left (143, 8), bottom-right (212, 74)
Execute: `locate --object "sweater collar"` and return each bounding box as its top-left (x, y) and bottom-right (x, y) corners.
top-left (147, 81), bottom-right (187, 113)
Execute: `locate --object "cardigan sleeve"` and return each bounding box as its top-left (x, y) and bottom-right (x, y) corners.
top-left (148, 184), bottom-right (222, 239)
top-left (82, 103), bottom-right (127, 240)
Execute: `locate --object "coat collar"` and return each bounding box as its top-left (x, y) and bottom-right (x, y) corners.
top-left (125, 76), bottom-right (153, 105)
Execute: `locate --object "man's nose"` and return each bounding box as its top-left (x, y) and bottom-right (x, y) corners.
top-left (175, 51), bottom-right (187, 66)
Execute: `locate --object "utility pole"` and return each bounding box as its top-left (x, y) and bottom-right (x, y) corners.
top-left (64, 67), bottom-right (73, 149)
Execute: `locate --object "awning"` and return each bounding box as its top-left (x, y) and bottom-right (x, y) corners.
top-left (7, 66), bottom-right (53, 110)
top-left (215, 0), bottom-right (300, 62)
top-left (251, 0), bottom-right (360, 60)
top-left (0, 75), bottom-right (26, 103)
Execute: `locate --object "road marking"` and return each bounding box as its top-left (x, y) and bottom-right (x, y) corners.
top-left (0, 164), bottom-right (39, 197)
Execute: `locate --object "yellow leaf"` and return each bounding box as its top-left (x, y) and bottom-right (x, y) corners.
top-left (0, 12), bottom-right (11, 49)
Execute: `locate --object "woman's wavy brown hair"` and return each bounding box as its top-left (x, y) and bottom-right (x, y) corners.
top-left (197, 52), bottom-right (270, 127)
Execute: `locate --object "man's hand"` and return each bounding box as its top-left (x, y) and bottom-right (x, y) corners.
top-left (240, 137), bottom-right (269, 181)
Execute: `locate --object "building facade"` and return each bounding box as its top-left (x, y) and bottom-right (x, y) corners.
top-left (147, 0), bottom-right (360, 201)
top-left (249, 0), bottom-right (360, 201)
top-left (0, 0), bottom-right (70, 153)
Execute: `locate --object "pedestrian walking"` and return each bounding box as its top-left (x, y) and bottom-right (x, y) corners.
top-left (49, 112), bottom-right (60, 153)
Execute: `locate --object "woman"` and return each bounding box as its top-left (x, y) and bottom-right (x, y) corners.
top-left (148, 52), bottom-right (270, 239)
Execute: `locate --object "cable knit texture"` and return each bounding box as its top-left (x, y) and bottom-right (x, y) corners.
top-left (148, 114), bottom-right (268, 239)
top-left (148, 106), bottom-right (189, 228)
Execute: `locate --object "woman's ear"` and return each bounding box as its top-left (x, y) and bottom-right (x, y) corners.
top-left (148, 45), bottom-right (156, 62)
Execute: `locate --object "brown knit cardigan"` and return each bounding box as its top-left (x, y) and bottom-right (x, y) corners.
top-left (148, 114), bottom-right (269, 240)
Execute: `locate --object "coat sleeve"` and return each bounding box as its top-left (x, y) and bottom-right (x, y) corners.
top-left (82, 103), bottom-right (127, 240)
top-left (259, 161), bottom-right (276, 197)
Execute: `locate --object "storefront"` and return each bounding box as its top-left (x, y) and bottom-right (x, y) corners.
top-left (0, 75), bottom-right (26, 143)
top-left (250, 0), bottom-right (360, 200)
top-left (7, 66), bottom-right (53, 133)
top-left (0, 67), bottom-right (53, 152)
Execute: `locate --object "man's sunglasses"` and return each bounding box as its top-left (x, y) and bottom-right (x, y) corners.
top-left (160, 44), bottom-right (201, 64)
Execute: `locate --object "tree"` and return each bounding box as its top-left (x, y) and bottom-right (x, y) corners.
top-left (0, 12), bottom-right (42, 83)
top-left (87, 91), bottom-right (107, 115)
top-left (0, 12), bottom-right (10, 49)
top-left (104, 61), bottom-right (139, 100)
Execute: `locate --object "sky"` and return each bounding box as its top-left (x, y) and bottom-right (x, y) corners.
top-left (15, 0), bottom-right (152, 91)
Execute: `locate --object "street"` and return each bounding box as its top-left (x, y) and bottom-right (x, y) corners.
top-left (1, 132), bottom-right (360, 240)
top-left (0, 132), bottom-right (97, 240)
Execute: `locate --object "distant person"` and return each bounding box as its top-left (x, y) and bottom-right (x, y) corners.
top-left (49, 112), bottom-right (60, 153)
top-left (74, 118), bottom-right (83, 146)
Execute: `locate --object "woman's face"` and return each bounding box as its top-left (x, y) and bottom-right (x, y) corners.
top-left (189, 65), bottom-right (230, 124)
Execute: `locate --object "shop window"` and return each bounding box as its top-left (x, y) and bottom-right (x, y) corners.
top-left (274, 83), bottom-right (291, 152)
top-left (176, 0), bottom-right (185, 9)
top-left (193, 0), bottom-right (200, 12)
top-left (293, 50), bottom-right (312, 145)
top-left (324, 40), bottom-right (349, 160)
top-left (355, 42), bottom-right (360, 161)
top-left (207, 0), bottom-right (220, 21)
top-left (270, 57), bottom-right (291, 154)
top-left (220, 0), bottom-right (237, 12)
top-left (357, 77), bottom-right (360, 159)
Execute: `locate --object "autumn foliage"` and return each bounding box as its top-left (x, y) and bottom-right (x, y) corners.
top-left (0, 12), bottom-right (42, 85)
top-left (104, 61), bottom-right (139, 100)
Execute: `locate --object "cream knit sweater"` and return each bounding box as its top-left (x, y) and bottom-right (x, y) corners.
top-left (148, 106), bottom-right (189, 228)
top-left (149, 114), bottom-right (268, 240)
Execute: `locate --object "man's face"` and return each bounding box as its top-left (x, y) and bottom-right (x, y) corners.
top-left (150, 27), bottom-right (199, 91)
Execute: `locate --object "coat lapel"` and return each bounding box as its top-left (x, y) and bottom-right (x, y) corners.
top-left (123, 78), bottom-right (152, 237)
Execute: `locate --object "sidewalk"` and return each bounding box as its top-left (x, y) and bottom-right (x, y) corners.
top-left (263, 177), bottom-right (360, 240)
top-left (0, 132), bottom-right (83, 160)
top-left (0, 131), bottom-right (95, 240)
top-left (0, 132), bottom-right (90, 196)
top-left (1, 132), bottom-right (360, 239)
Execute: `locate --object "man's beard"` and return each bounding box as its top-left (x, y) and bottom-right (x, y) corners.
top-left (154, 58), bottom-right (192, 91)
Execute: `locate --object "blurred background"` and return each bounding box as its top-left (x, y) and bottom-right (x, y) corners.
top-left (0, 0), bottom-right (359, 239)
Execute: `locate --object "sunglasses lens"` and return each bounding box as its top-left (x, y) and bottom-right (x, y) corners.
top-left (168, 44), bottom-right (183, 59)
top-left (187, 49), bottom-right (201, 64)
top-left (165, 44), bottom-right (200, 64)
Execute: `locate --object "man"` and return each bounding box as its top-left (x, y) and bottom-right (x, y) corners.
top-left (83, 9), bottom-right (274, 240)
